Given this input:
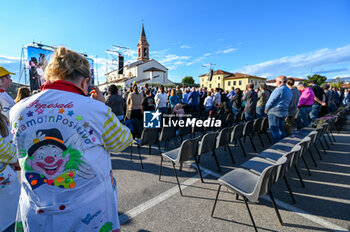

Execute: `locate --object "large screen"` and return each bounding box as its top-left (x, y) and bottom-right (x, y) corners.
top-left (27, 46), bottom-right (54, 91)
top-left (27, 46), bottom-right (95, 91)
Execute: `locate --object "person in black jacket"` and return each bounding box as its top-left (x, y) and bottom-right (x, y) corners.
top-left (242, 83), bottom-right (258, 121)
top-left (231, 88), bottom-right (242, 117)
top-left (105, 85), bottom-right (125, 121)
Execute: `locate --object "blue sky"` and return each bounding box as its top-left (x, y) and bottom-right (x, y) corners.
top-left (1, 0), bottom-right (350, 84)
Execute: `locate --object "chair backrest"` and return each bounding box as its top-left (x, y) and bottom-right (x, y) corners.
top-left (307, 131), bottom-right (318, 145)
top-left (216, 127), bottom-right (233, 148)
top-left (141, 128), bottom-right (159, 146)
top-left (240, 111), bottom-right (245, 122)
top-left (159, 126), bottom-right (175, 141)
top-left (198, 132), bottom-right (217, 155)
top-left (231, 123), bottom-right (244, 142)
top-left (178, 137), bottom-right (200, 162)
top-left (235, 111), bottom-right (243, 123)
top-left (242, 121), bottom-right (254, 137)
top-left (275, 145), bottom-right (301, 182)
top-left (225, 113), bottom-right (235, 127)
top-left (248, 157), bottom-right (287, 202)
top-left (253, 118), bottom-right (263, 132)
top-left (296, 136), bottom-right (311, 159)
top-left (178, 125), bottom-right (191, 136)
top-left (260, 117), bottom-right (269, 132)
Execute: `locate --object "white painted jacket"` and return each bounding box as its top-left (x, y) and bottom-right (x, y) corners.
top-left (10, 83), bottom-right (133, 232)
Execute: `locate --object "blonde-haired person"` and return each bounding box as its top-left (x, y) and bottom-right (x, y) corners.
top-left (126, 84), bottom-right (143, 121)
top-left (10, 47), bottom-right (132, 232)
top-left (14, 87), bottom-right (30, 103)
top-left (0, 101), bottom-right (20, 232)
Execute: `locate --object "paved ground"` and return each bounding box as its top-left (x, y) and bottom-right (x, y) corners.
top-left (111, 117), bottom-right (350, 232)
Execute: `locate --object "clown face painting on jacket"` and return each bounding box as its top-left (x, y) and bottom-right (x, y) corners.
top-left (10, 84), bottom-right (132, 232)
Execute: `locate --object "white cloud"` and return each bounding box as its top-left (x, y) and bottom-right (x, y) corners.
top-left (180, 45), bottom-right (191, 49)
top-left (216, 47), bottom-right (237, 54)
top-left (204, 53), bottom-right (211, 56)
top-left (158, 54), bottom-right (191, 65)
top-left (237, 44), bottom-right (350, 79)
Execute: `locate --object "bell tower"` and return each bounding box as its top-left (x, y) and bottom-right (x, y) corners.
top-left (137, 24), bottom-right (150, 61)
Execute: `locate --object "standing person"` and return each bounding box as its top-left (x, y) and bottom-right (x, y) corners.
top-left (231, 88), bottom-right (242, 117)
top-left (175, 85), bottom-right (183, 101)
top-left (265, 76), bottom-right (292, 143)
top-left (321, 83), bottom-right (332, 116)
top-left (0, 102), bottom-right (20, 232)
top-left (127, 85), bottom-right (144, 121)
top-left (155, 85), bottom-right (168, 114)
top-left (227, 87), bottom-right (235, 109)
top-left (309, 80), bottom-right (326, 126)
top-left (343, 89), bottom-right (349, 105)
top-left (213, 88), bottom-right (221, 108)
top-left (105, 84), bottom-right (125, 121)
top-left (142, 89), bottom-right (156, 112)
top-left (256, 83), bottom-right (270, 118)
top-left (242, 83), bottom-right (258, 121)
top-left (14, 87), bottom-right (31, 103)
top-left (203, 91), bottom-right (214, 111)
top-left (10, 47), bottom-right (132, 232)
top-left (188, 87), bottom-right (199, 115)
top-left (0, 67), bottom-right (15, 118)
top-left (169, 89), bottom-right (181, 111)
top-left (285, 78), bottom-right (301, 135)
top-left (296, 82), bottom-right (314, 129)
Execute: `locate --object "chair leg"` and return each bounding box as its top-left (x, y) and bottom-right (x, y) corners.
top-left (330, 130), bottom-right (336, 142)
top-left (307, 148), bottom-right (318, 167)
top-left (249, 135), bottom-right (257, 152)
top-left (294, 164), bottom-right (305, 188)
top-left (194, 156), bottom-right (204, 183)
top-left (226, 144), bottom-right (235, 164)
top-left (313, 143), bottom-right (323, 160)
top-left (323, 135), bottom-right (330, 149)
top-left (238, 139), bottom-right (247, 157)
top-left (283, 176), bottom-right (296, 204)
top-left (265, 132), bottom-right (272, 144)
top-left (244, 197), bottom-right (258, 232)
top-left (148, 144), bottom-right (152, 154)
top-left (319, 139), bottom-right (327, 154)
top-left (130, 143), bottom-right (133, 161)
top-left (258, 133), bottom-right (264, 147)
top-left (172, 162), bottom-right (183, 196)
top-left (269, 191), bottom-right (283, 226)
top-left (159, 156), bottom-right (163, 181)
top-left (301, 156), bottom-right (312, 176)
top-left (157, 142), bottom-right (162, 156)
top-left (326, 132), bottom-right (334, 145)
top-left (212, 150), bottom-right (222, 172)
top-left (211, 185), bottom-right (222, 217)
top-left (137, 146), bottom-right (144, 169)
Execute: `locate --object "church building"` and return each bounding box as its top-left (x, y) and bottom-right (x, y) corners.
top-left (102, 25), bottom-right (173, 89)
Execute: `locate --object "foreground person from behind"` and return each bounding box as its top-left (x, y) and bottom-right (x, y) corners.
top-left (10, 47), bottom-right (133, 232)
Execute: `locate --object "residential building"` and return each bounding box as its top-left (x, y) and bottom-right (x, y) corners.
top-left (200, 70), bottom-right (266, 91)
top-left (267, 77), bottom-right (306, 87)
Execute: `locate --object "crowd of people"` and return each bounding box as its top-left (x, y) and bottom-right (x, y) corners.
top-left (0, 52), bottom-right (350, 231)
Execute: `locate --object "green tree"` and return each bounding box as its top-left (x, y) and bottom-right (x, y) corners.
top-left (330, 77), bottom-right (344, 89)
top-left (181, 76), bottom-right (195, 85)
top-left (305, 74), bottom-right (327, 86)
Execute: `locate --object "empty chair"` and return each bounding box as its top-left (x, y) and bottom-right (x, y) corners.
top-left (131, 128), bottom-right (161, 169)
top-left (176, 126), bottom-right (191, 144)
top-left (242, 121), bottom-right (257, 152)
top-left (198, 132), bottom-right (221, 172)
top-left (260, 117), bottom-right (272, 144)
top-left (225, 113), bottom-right (235, 127)
top-left (211, 157), bottom-right (287, 232)
top-left (159, 126), bottom-right (176, 150)
top-left (159, 137), bottom-right (201, 196)
top-left (320, 123), bottom-right (331, 149)
top-left (253, 118), bottom-right (264, 147)
top-left (215, 127), bottom-right (235, 165)
top-left (235, 111), bottom-right (243, 124)
top-left (230, 123), bottom-right (247, 157)
top-left (241, 145), bottom-right (301, 204)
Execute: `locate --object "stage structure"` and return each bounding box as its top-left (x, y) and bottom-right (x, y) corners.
top-left (19, 42), bottom-right (96, 91)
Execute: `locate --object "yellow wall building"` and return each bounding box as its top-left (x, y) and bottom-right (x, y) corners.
top-left (200, 70), bottom-right (266, 91)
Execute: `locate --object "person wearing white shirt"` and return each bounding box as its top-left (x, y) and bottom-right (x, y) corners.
top-left (203, 92), bottom-right (213, 111)
top-left (155, 85), bottom-right (168, 114)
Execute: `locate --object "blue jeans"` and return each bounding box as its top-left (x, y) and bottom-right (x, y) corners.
top-left (245, 112), bottom-right (254, 122)
top-left (297, 106), bottom-right (312, 129)
top-left (309, 104), bottom-right (321, 125)
top-left (232, 107), bottom-right (240, 117)
top-left (205, 106), bottom-right (213, 111)
top-left (268, 114), bottom-right (286, 143)
top-left (158, 107), bottom-right (168, 114)
top-left (256, 106), bottom-right (265, 118)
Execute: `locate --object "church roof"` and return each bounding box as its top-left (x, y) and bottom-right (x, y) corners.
top-left (143, 67), bottom-right (166, 73)
top-left (141, 24), bottom-right (146, 38)
top-left (125, 60), bottom-right (149, 68)
top-left (199, 69), bottom-right (234, 77)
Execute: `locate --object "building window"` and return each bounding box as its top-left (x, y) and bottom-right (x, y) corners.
top-left (202, 78), bottom-right (204, 82)
top-left (228, 81), bottom-right (231, 86)
top-left (218, 76), bottom-right (220, 80)
top-left (233, 81), bottom-right (236, 85)
top-left (218, 83), bottom-right (220, 88)
top-left (209, 84), bottom-right (212, 88)
top-left (202, 85), bottom-right (204, 88)
top-left (239, 80), bottom-right (242, 85)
